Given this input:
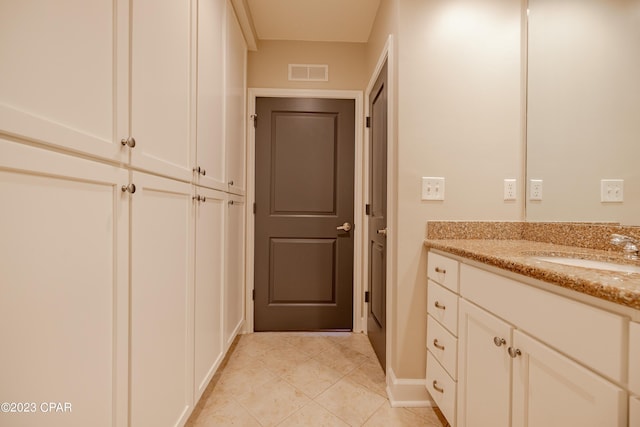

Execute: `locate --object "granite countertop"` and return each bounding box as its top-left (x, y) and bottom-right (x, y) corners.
top-left (424, 239), bottom-right (640, 311)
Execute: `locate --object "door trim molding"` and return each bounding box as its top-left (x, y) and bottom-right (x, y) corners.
top-left (245, 88), bottom-right (364, 333)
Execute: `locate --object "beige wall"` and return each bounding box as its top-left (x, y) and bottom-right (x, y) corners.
top-left (247, 40), bottom-right (367, 90)
top-left (245, 0), bottom-right (526, 386)
top-left (392, 0), bottom-right (525, 379)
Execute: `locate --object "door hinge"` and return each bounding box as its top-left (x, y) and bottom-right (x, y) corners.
top-left (364, 291), bottom-right (369, 303)
top-left (251, 114), bottom-right (258, 128)
top-left (365, 204), bottom-right (370, 215)
top-left (365, 116), bottom-right (371, 128)
top-left (252, 289), bottom-right (255, 300)
top-left (253, 203), bottom-right (256, 214)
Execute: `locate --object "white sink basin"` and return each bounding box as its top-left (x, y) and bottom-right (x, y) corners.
top-left (534, 256), bottom-right (640, 274)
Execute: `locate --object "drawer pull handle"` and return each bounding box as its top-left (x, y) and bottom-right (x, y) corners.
top-left (434, 301), bottom-right (446, 310)
top-left (508, 347), bottom-right (522, 358)
top-left (493, 337), bottom-right (506, 347)
top-left (433, 339), bottom-right (445, 350)
top-left (435, 267), bottom-right (446, 274)
top-left (432, 380), bottom-right (444, 393)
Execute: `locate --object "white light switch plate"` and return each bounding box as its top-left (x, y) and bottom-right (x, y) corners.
top-left (422, 177), bottom-right (445, 201)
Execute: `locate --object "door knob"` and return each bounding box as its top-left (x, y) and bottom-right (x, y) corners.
top-left (377, 228), bottom-right (387, 237)
top-left (336, 222), bottom-right (352, 232)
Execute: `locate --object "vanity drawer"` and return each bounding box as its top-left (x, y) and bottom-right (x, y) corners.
top-left (426, 350), bottom-right (456, 427)
top-left (428, 252), bottom-right (459, 292)
top-left (630, 322), bottom-right (640, 395)
top-left (428, 280), bottom-right (458, 335)
top-left (427, 314), bottom-right (458, 379)
top-left (460, 264), bottom-right (626, 382)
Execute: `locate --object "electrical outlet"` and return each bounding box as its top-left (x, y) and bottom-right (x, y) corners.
top-left (504, 179), bottom-right (517, 201)
top-left (530, 179), bottom-right (543, 201)
top-left (601, 179), bottom-right (623, 202)
top-left (422, 177), bottom-right (445, 201)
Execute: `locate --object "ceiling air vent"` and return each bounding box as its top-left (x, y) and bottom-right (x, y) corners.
top-left (288, 64), bottom-right (329, 82)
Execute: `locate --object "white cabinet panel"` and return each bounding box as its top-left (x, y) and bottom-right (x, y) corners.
top-left (0, 140), bottom-right (129, 427)
top-left (512, 330), bottom-right (626, 427)
top-left (631, 396), bottom-right (640, 427)
top-left (426, 351), bottom-right (457, 426)
top-left (460, 264), bottom-right (626, 382)
top-left (130, 172), bottom-right (194, 427)
top-left (457, 299), bottom-right (511, 427)
top-left (427, 251), bottom-right (459, 292)
top-left (196, 0), bottom-right (226, 191)
top-left (631, 322), bottom-right (640, 396)
top-left (428, 280), bottom-right (458, 335)
top-left (225, 2), bottom-right (247, 195)
top-left (131, 0), bottom-right (194, 181)
top-left (427, 315), bottom-right (458, 380)
top-left (0, 0), bottom-right (129, 163)
top-left (224, 196), bottom-right (245, 348)
top-left (194, 186), bottom-right (226, 401)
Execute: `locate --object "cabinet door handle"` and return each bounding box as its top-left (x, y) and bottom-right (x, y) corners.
top-left (434, 301), bottom-right (446, 310)
top-left (432, 380), bottom-right (444, 393)
top-left (508, 347), bottom-right (522, 358)
top-left (434, 267), bottom-right (446, 274)
top-left (121, 136), bottom-right (136, 148)
top-left (493, 337), bottom-right (506, 347)
top-left (121, 183), bottom-right (136, 194)
top-left (433, 339), bottom-right (445, 350)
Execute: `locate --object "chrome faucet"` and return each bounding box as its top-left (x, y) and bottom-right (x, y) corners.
top-left (610, 234), bottom-right (639, 260)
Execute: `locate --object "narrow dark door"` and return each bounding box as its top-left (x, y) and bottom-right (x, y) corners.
top-left (254, 97), bottom-right (355, 331)
top-left (367, 62), bottom-right (388, 369)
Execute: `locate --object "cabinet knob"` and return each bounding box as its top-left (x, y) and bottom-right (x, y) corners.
top-left (433, 339), bottom-right (445, 350)
top-left (120, 136), bottom-right (136, 148)
top-left (434, 301), bottom-right (446, 310)
top-left (493, 337), bottom-right (506, 347)
top-left (192, 195), bottom-right (201, 201)
top-left (432, 380), bottom-right (444, 393)
top-left (193, 166), bottom-right (206, 176)
top-left (508, 347), bottom-right (522, 358)
top-left (229, 180), bottom-right (234, 186)
top-left (435, 267), bottom-right (446, 274)
top-left (229, 200), bottom-right (234, 205)
top-left (121, 183), bottom-right (136, 194)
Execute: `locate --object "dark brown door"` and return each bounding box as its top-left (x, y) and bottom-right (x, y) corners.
top-left (367, 62), bottom-right (387, 368)
top-left (254, 97), bottom-right (355, 331)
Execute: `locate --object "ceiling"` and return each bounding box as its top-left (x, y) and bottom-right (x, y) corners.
top-left (245, 0), bottom-right (381, 43)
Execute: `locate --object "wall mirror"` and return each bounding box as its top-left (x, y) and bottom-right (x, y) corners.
top-left (526, 0), bottom-right (640, 225)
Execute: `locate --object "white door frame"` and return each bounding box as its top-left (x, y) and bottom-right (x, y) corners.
top-left (245, 88), bottom-right (365, 333)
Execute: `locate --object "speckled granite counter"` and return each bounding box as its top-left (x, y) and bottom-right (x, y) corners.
top-left (424, 238), bottom-right (640, 311)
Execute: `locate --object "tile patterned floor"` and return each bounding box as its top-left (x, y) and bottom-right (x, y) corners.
top-left (186, 332), bottom-right (447, 427)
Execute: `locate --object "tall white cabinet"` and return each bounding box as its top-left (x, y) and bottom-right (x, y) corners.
top-left (0, 0), bottom-right (247, 426)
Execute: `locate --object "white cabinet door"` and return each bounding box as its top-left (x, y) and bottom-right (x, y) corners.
top-left (193, 186), bottom-right (226, 401)
top-left (195, 0), bottom-right (226, 191)
top-left (630, 396), bottom-right (640, 427)
top-left (224, 196), bottom-right (245, 348)
top-left (0, 140), bottom-right (129, 427)
top-left (512, 330), bottom-right (626, 427)
top-left (225, 2), bottom-right (247, 195)
top-left (457, 299), bottom-right (512, 427)
top-left (130, 0), bottom-right (195, 181)
top-left (130, 172), bottom-right (194, 427)
top-left (0, 0), bottom-right (129, 163)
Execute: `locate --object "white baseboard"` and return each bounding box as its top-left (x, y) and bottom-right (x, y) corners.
top-left (386, 367), bottom-right (435, 408)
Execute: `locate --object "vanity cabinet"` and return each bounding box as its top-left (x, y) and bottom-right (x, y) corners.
top-left (428, 250), bottom-right (632, 427)
top-left (426, 252), bottom-right (460, 426)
